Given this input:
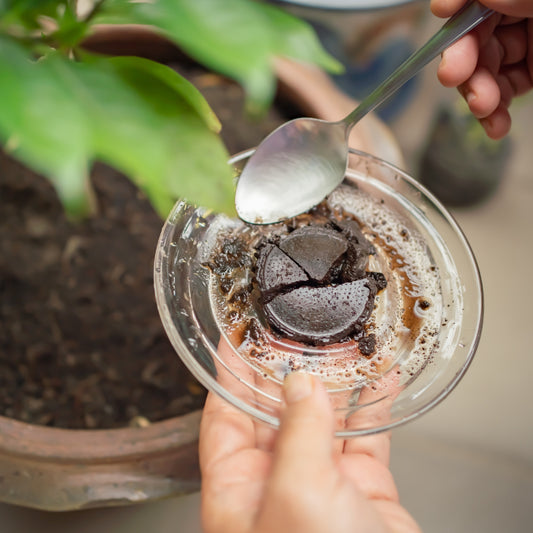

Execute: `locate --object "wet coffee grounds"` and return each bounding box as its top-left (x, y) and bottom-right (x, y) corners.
top-left (256, 220), bottom-right (386, 346)
top-left (207, 205), bottom-right (387, 354)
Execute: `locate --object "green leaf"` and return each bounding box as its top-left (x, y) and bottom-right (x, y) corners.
top-left (0, 37), bottom-right (91, 213)
top-left (105, 55), bottom-right (222, 133)
top-left (0, 0), bottom-right (342, 219)
top-left (95, 0), bottom-right (342, 112)
top-left (90, 55), bottom-right (235, 215)
top-left (0, 38), bottom-right (235, 218)
top-left (258, 3), bottom-right (343, 74)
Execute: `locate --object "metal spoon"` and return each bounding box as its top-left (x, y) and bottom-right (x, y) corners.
top-left (235, 1), bottom-right (494, 224)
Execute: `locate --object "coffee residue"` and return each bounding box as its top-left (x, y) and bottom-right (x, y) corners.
top-left (255, 220), bottom-right (387, 346)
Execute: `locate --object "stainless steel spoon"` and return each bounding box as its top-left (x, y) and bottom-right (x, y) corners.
top-left (235, 1), bottom-right (494, 224)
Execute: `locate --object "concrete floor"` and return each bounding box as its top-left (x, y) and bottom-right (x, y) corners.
top-left (2, 10), bottom-right (533, 533)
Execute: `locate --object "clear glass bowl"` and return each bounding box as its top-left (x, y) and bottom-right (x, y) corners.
top-left (154, 148), bottom-right (483, 437)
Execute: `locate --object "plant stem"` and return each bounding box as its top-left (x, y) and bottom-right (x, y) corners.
top-left (84, 0), bottom-right (106, 23)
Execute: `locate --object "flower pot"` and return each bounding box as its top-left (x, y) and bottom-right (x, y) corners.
top-left (0, 411), bottom-right (201, 511)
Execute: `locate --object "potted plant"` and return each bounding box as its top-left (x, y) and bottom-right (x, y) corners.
top-left (0, 0), bottom-right (404, 511)
top-left (0, 0), bottom-right (344, 511)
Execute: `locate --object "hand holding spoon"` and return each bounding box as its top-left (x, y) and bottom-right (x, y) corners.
top-left (235, 1), bottom-right (494, 224)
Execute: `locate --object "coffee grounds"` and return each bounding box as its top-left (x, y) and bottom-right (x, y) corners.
top-left (256, 219), bottom-right (387, 347)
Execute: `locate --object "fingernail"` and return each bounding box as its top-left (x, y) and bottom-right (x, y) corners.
top-left (283, 372), bottom-right (314, 404)
top-left (465, 90), bottom-right (476, 105)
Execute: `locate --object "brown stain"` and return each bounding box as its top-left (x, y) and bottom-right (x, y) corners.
top-left (369, 229), bottom-right (424, 341)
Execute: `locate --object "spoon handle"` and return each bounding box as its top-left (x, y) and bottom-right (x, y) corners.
top-left (343, 1), bottom-right (494, 128)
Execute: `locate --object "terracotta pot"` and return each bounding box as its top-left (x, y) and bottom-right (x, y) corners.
top-left (0, 410), bottom-right (201, 511)
top-left (0, 26), bottom-right (402, 512)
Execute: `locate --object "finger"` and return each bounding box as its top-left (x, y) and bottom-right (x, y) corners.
top-left (199, 391), bottom-right (256, 473)
top-left (343, 367), bottom-right (403, 466)
top-left (503, 61), bottom-right (533, 96)
top-left (438, 33), bottom-right (479, 87)
top-left (202, 330), bottom-right (279, 460)
top-left (338, 370), bottom-right (404, 504)
top-left (341, 388), bottom-right (392, 467)
top-left (200, 388), bottom-right (273, 533)
top-left (327, 385), bottom-right (360, 457)
top-left (199, 337), bottom-right (257, 473)
top-left (253, 342), bottom-right (319, 453)
top-left (480, 104), bottom-right (512, 139)
top-left (478, 1), bottom-right (533, 18)
top-left (200, 393), bottom-right (271, 533)
top-left (253, 421), bottom-right (278, 453)
top-left (431, 0), bottom-right (533, 20)
top-left (270, 373), bottom-right (335, 481)
top-left (430, 0), bottom-right (468, 18)
top-left (495, 21), bottom-right (529, 64)
top-left (477, 34), bottom-right (505, 75)
top-left (496, 72), bottom-right (515, 108)
top-left (472, 13), bottom-right (503, 48)
top-left (374, 500), bottom-right (424, 533)
top-left (459, 66), bottom-right (501, 118)
top-left (336, 452), bottom-right (399, 502)
top-left (343, 431), bottom-right (392, 467)
top-left (211, 333), bottom-right (258, 412)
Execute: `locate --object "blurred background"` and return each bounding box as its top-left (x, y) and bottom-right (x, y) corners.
top-left (2, 1), bottom-right (532, 531)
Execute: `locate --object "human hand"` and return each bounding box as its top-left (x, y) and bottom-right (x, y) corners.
top-left (431, 0), bottom-right (533, 138)
top-left (199, 371), bottom-right (421, 533)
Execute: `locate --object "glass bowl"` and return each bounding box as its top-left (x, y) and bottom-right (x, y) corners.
top-left (154, 148), bottom-right (483, 437)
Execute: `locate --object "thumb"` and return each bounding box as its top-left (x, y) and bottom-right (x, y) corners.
top-left (271, 373), bottom-right (335, 479)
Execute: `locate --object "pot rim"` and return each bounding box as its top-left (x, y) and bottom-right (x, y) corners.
top-left (0, 409), bottom-right (202, 463)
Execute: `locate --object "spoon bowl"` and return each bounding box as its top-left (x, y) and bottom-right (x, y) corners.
top-left (234, 117), bottom-right (347, 224)
top-left (235, 1), bottom-right (493, 224)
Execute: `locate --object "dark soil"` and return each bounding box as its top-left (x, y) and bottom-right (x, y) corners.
top-left (0, 61), bottom-right (292, 429)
